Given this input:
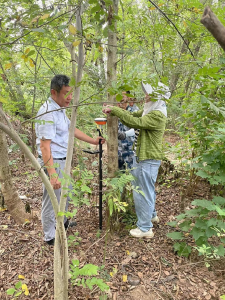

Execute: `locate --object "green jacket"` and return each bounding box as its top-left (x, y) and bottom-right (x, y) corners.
top-left (111, 106), bottom-right (167, 161)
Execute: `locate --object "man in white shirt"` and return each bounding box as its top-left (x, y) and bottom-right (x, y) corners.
top-left (35, 74), bottom-right (104, 245)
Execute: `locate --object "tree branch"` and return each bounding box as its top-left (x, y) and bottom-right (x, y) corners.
top-left (147, 0), bottom-right (196, 60)
top-left (201, 6), bottom-right (225, 52)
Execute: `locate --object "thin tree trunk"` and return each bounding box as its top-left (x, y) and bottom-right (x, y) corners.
top-left (120, 1), bottom-right (125, 76)
top-left (0, 62), bottom-right (18, 103)
top-left (0, 107), bottom-right (60, 227)
top-left (0, 61), bottom-right (30, 118)
top-left (170, 37), bottom-right (190, 95)
top-left (0, 107), bottom-right (62, 300)
top-left (11, 63), bottom-right (26, 113)
top-left (31, 53), bottom-right (39, 154)
top-left (107, 0), bottom-right (118, 178)
top-left (54, 6), bottom-right (84, 300)
top-left (0, 103), bottom-right (31, 223)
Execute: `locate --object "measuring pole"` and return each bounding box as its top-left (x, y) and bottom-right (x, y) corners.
top-left (97, 128), bottom-right (103, 229)
top-left (94, 118), bottom-right (107, 230)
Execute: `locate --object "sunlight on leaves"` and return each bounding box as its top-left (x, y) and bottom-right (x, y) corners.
top-left (29, 59), bottom-right (35, 67)
top-left (25, 48), bottom-right (30, 54)
top-left (69, 24), bottom-right (77, 35)
top-left (5, 63), bottom-right (12, 70)
top-left (0, 96), bottom-right (7, 103)
top-left (73, 40), bottom-right (81, 47)
top-left (40, 14), bottom-right (50, 20)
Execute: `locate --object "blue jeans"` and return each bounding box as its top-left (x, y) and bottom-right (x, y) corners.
top-left (131, 156), bottom-right (161, 232)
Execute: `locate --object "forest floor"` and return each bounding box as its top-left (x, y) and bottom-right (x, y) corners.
top-left (0, 133), bottom-right (225, 300)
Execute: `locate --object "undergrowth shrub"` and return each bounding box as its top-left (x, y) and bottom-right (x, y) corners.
top-left (167, 196), bottom-right (225, 260)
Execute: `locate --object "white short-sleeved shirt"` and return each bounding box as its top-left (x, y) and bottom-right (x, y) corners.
top-left (35, 97), bottom-right (70, 158)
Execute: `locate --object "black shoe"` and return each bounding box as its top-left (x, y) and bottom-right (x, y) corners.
top-left (46, 238), bottom-right (55, 245)
top-left (64, 220), bottom-right (77, 229)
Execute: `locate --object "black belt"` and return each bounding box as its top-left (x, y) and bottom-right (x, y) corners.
top-left (38, 155), bottom-right (66, 161)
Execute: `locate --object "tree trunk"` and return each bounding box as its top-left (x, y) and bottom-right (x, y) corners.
top-left (31, 52), bottom-right (39, 155)
top-left (107, 0), bottom-right (119, 178)
top-left (0, 62), bottom-right (18, 104)
top-left (11, 63), bottom-right (27, 113)
top-left (0, 104), bottom-right (31, 223)
top-left (0, 62), bottom-right (30, 118)
top-left (201, 6), bottom-right (225, 52)
top-left (54, 5), bottom-right (85, 300)
top-left (170, 36), bottom-right (190, 95)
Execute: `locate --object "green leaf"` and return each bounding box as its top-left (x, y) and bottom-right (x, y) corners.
top-left (207, 218), bottom-right (218, 227)
top-left (194, 219), bottom-right (208, 229)
top-left (69, 77), bottom-right (76, 86)
top-left (196, 170), bottom-right (209, 179)
top-left (15, 291), bottom-right (23, 297)
top-left (27, 50), bottom-right (35, 56)
top-left (215, 206), bottom-right (225, 216)
top-left (191, 199), bottom-right (216, 211)
top-left (90, 4), bottom-right (101, 14)
top-left (31, 28), bottom-right (46, 33)
top-left (7, 288), bottom-right (16, 295)
top-left (173, 242), bottom-right (182, 252)
top-left (58, 25), bottom-right (68, 30)
top-left (103, 26), bottom-right (108, 38)
top-left (167, 232), bottom-right (184, 240)
top-left (190, 227), bottom-right (205, 241)
top-left (186, 208), bottom-right (207, 217)
top-left (205, 227), bottom-right (216, 238)
top-left (79, 264), bottom-right (98, 276)
top-left (216, 245), bottom-right (225, 256)
top-left (81, 185), bottom-right (92, 193)
top-left (116, 94), bottom-right (123, 101)
top-left (175, 213), bottom-right (186, 221)
top-left (71, 259), bottom-right (79, 267)
top-left (166, 221), bottom-right (177, 227)
top-left (0, 96), bottom-right (8, 103)
top-left (57, 211), bottom-right (65, 216)
top-left (15, 281), bottom-right (22, 289)
top-left (108, 198), bottom-right (114, 216)
top-left (173, 242), bottom-right (191, 257)
top-left (179, 220), bottom-right (191, 232)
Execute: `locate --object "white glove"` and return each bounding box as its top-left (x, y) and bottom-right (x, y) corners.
top-left (125, 129), bottom-right (135, 138)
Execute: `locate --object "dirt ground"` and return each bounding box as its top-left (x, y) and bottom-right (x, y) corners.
top-left (0, 134), bottom-right (225, 300)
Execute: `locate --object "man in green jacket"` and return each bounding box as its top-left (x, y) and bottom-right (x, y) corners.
top-left (103, 81), bottom-right (170, 238)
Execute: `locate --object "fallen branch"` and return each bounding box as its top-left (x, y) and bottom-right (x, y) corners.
top-left (84, 229), bottom-right (109, 254)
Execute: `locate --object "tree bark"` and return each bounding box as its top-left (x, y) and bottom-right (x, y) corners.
top-left (0, 103), bottom-right (31, 223)
top-left (54, 5), bottom-right (85, 300)
top-left (0, 109), bottom-right (59, 218)
top-left (107, 0), bottom-right (119, 178)
top-left (0, 62), bottom-right (30, 118)
top-left (201, 6), bottom-right (225, 52)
